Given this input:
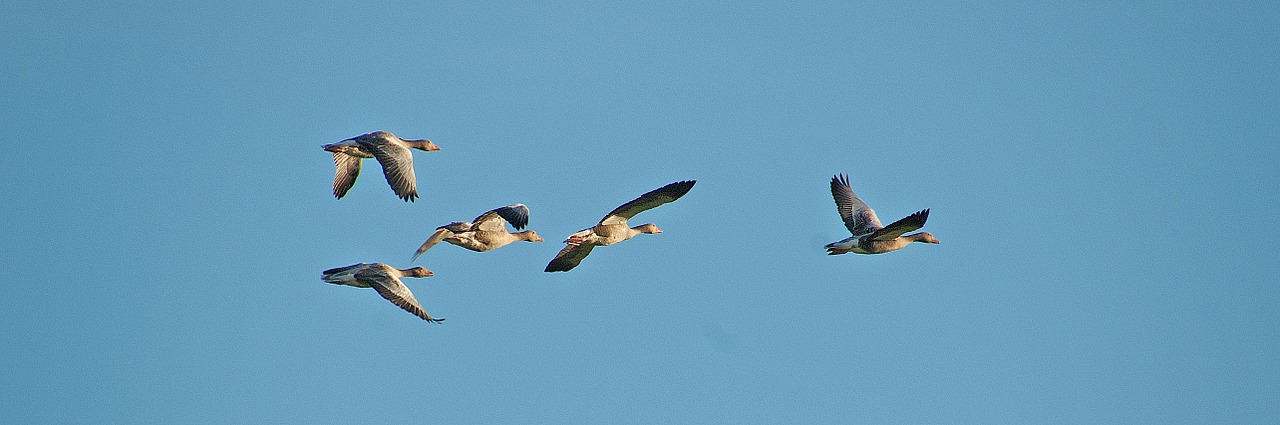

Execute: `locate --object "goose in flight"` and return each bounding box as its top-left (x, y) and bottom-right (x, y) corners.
top-left (545, 180), bottom-right (696, 272)
top-left (825, 174), bottom-right (938, 255)
top-left (412, 204), bottom-right (543, 260)
top-left (321, 263), bottom-right (445, 323)
top-left (323, 131), bottom-right (441, 202)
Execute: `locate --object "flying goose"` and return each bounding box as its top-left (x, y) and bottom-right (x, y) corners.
top-left (412, 204), bottom-right (542, 260)
top-left (323, 131), bottom-right (441, 202)
top-left (545, 180), bottom-right (696, 272)
top-left (825, 174), bottom-right (938, 255)
top-left (321, 263), bottom-right (445, 323)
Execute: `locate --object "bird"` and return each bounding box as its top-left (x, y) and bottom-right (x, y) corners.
top-left (321, 263), bottom-right (445, 323)
top-left (412, 204), bottom-right (543, 260)
top-left (546, 180), bottom-right (696, 272)
top-left (323, 131), bottom-right (441, 202)
top-left (825, 174), bottom-right (939, 255)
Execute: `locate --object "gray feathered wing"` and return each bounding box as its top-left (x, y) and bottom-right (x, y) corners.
top-left (332, 153), bottom-right (362, 199)
top-left (867, 209), bottom-right (929, 241)
top-left (473, 204), bottom-right (530, 232)
top-left (599, 181), bottom-right (696, 226)
top-left (830, 174), bottom-right (883, 236)
top-left (545, 241), bottom-right (596, 272)
top-left (361, 141), bottom-right (418, 202)
top-left (412, 222), bottom-right (471, 260)
top-left (357, 268), bottom-right (443, 323)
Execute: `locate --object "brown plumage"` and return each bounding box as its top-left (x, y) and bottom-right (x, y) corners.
top-left (321, 263), bottom-right (444, 323)
top-left (412, 204), bottom-right (542, 260)
top-left (323, 131), bottom-right (441, 202)
top-left (825, 174), bottom-right (939, 255)
top-left (546, 180), bottom-right (695, 272)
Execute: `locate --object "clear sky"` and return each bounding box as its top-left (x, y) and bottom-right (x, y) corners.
top-left (2, 1), bottom-right (1278, 423)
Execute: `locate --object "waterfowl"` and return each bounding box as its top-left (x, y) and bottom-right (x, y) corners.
top-left (323, 131), bottom-right (441, 202)
top-left (412, 204), bottom-right (542, 260)
top-left (546, 180), bottom-right (696, 272)
top-left (825, 174), bottom-right (939, 255)
top-left (321, 263), bottom-right (445, 323)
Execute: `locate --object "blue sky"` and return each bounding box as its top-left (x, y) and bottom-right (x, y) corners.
top-left (2, 1), bottom-right (1278, 423)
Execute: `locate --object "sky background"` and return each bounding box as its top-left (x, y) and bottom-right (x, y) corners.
top-left (3, 1), bottom-right (1278, 423)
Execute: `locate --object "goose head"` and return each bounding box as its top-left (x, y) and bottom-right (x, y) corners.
top-left (909, 232), bottom-right (940, 244)
top-left (518, 230), bottom-right (544, 242)
top-left (633, 223), bottom-right (662, 234)
top-left (402, 266), bottom-right (435, 277)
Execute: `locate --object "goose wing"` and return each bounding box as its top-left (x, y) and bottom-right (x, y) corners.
top-left (331, 152), bottom-right (362, 199)
top-left (599, 180), bottom-right (696, 226)
top-left (322, 263), bottom-right (366, 277)
top-left (831, 174), bottom-right (883, 236)
top-left (472, 204), bottom-right (530, 232)
top-left (545, 242), bottom-right (596, 272)
top-left (412, 222), bottom-right (470, 260)
top-left (361, 140), bottom-right (419, 202)
top-left (867, 209), bottom-right (929, 241)
top-left (356, 268), bottom-right (443, 323)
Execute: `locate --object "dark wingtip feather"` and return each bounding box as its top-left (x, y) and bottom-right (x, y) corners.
top-left (321, 263), bottom-right (361, 276)
top-left (893, 209), bottom-right (930, 229)
top-left (544, 261), bottom-right (574, 272)
top-left (658, 180), bottom-right (697, 199)
top-left (830, 174), bottom-right (853, 201)
top-left (496, 204), bottom-right (531, 230)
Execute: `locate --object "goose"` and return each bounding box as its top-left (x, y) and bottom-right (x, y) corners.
top-left (412, 204), bottom-right (542, 260)
top-left (323, 131), bottom-right (441, 202)
top-left (321, 263), bottom-right (445, 323)
top-left (825, 174), bottom-right (939, 255)
top-left (546, 180), bottom-right (696, 272)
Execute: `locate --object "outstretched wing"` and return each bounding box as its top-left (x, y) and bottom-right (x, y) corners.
top-left (412, 225), bottom-right (464, 261)
top-left (362, 140), bottom-right (418, 202)
top-left (357, 269), bottom-right (443, 323)
top-left (331, 153), bottom-right (362, 199)
top-left (545, 242), bottom-right (596, 272)
top-left (600, 180), bottom-right (696, 226)
top-left (830, 174), bottom-right (883, 236)
top-left (322, 263), bottom-right (366, 277)
top-left (867, 209), bottom-right (929, 241)
top-left (473, 204), bottom-right (530, 232)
